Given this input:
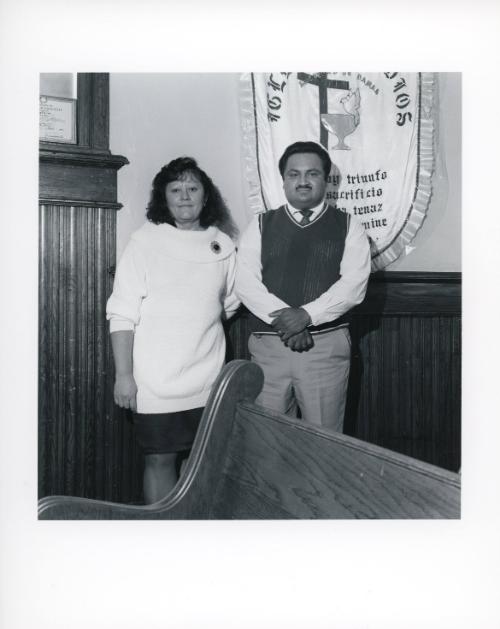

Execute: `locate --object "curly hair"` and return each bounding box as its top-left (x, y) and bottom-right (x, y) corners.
top-left (278, 141), bottom-right (332, 181)
top-left (146, 157), bottom-right (238, 239)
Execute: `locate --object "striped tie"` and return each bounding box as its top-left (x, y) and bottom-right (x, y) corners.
top-left (299, 209), bottom-right (313, 225)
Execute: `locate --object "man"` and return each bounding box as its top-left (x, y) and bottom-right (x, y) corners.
top-left (235, 141), bottom-right (371, 431)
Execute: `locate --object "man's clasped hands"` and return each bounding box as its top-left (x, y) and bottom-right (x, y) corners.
top-left (268, 307), bottom-right (314, 352)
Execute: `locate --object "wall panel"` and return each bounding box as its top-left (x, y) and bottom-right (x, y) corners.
top-left (38, 204), bottom-right (143, 502)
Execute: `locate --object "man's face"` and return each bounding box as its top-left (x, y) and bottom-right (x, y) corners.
top-left (282, 152), bottom-right (328, 210)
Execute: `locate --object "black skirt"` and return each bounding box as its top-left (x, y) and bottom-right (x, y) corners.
top-left (133, 407), bottom-right (204, 454)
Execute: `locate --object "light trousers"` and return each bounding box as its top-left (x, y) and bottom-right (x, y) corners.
top-left (248, 327), bottom-right (351, 432)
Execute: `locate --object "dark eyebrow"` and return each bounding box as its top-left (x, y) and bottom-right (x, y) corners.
top-left (285, 168), bottom-right (321, 176)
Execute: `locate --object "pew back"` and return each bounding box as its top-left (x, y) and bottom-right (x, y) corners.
top-left (38, 360), bottom-right (460, 520)
top-left (213, 403), bottom-right (460, 519)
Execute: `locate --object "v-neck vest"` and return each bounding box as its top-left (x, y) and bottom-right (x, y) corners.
top-left (248, 204), bottom-right (350, 334)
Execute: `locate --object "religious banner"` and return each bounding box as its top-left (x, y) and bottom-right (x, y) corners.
top-left (239, 72), bottom-right (436, 270)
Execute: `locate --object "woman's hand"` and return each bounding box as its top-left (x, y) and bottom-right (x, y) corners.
top-left (110, 331), bottom-right (136, 411)
top-left (114, 373), bottom-right (138, 412)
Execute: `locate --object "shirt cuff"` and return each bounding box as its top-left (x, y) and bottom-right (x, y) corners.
top-left (300, 304), bottom-right (319, 327)
top-left (109, 318), bottom-right (135, 333)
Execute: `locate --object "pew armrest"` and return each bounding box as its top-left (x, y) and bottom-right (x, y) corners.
top-left (38, 360), bottom-right (263, 520)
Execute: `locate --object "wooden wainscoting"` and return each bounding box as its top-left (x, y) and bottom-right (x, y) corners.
top-left (38, 74), bottom-right (140, 502)
top-left (38, 203), bottom-right (143, 503)
top-left (227, 272), bottom-right (461, 472)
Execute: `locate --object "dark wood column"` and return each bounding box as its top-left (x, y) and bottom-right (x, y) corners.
top-left (38, 74), bottom-right (142, 502)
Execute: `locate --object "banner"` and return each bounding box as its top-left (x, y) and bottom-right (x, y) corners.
top-left (240, 72), bottom-right (436, 270)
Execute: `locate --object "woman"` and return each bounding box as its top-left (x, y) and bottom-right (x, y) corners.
top-left (106, 157), bottom-right (239, 504)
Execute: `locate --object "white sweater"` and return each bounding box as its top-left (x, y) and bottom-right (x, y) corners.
top-left (106, 221), bottom-right (239, 413)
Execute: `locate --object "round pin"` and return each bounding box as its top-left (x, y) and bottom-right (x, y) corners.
top-left (210, 241), bottom-right (221, 254)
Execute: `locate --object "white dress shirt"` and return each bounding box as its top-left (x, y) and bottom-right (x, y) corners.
top-left (235, 200), bottom-right (372, 327)
top-left (287, 199), bottom-right (326, 224)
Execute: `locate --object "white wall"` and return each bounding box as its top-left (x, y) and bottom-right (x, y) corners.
top-left (110, 73), bottom-right (246, 260)
top-left (110, 73), bottom-right (461, 271)
top-left (390, 72), bottom-right (461, 271)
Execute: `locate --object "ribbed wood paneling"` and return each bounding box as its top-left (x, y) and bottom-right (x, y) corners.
top-left (38, 204), bottom-right (143, 502)
top-left (343, 314), bottom-right (461, 471)
top-left (227, 274), bottom-right (461, 472)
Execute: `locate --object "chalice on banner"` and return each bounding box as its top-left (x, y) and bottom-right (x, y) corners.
top-left (321, 87), bottom-right (361, 151)
top-left (321, 113), bottom-right (356, 150)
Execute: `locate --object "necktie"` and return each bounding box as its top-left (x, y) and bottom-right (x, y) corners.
top-left (299, 209), bottom-right (313, 225)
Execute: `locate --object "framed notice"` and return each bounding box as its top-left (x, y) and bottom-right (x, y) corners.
top-left (39, 95), bottom-right (77, 143)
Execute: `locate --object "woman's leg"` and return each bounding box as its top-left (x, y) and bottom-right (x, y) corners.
top-left (176, 449), bottom-right (191, 477)
top-left (143, 452), bottom-right (178, 504)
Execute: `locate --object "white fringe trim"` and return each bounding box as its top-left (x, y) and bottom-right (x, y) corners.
top-left (371, 72), bottom-right (436, 270)
top-left (239, 73), bottom-right (267, 218)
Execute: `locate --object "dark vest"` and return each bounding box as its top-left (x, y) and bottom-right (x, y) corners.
top-left (247, 204), bottom-right (350, 334)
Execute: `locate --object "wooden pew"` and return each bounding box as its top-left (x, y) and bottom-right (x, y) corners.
top-left (38, 360), bottom-right (460, 520)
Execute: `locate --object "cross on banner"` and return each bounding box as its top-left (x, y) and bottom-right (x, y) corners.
top-left (296, 73), bottom-right (350, 149)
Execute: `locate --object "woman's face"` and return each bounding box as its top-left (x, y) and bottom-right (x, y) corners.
top-left (165, 171), bottom-right (206, 230)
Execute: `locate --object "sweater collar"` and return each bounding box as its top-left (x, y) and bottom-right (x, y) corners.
top-left (137, 222), bottom-right (235, 263)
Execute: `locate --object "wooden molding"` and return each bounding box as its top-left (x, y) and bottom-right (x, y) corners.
top-left (39, 148), bottom-right (129, 170)
top-left (39, 150), bottom-right (128, 206)
top-left (39, 199), bottom-right (123, 210)
top-left (353, 271), bottom-right (461, 316)
top-left (370, 271), bottom-right (461, 283)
